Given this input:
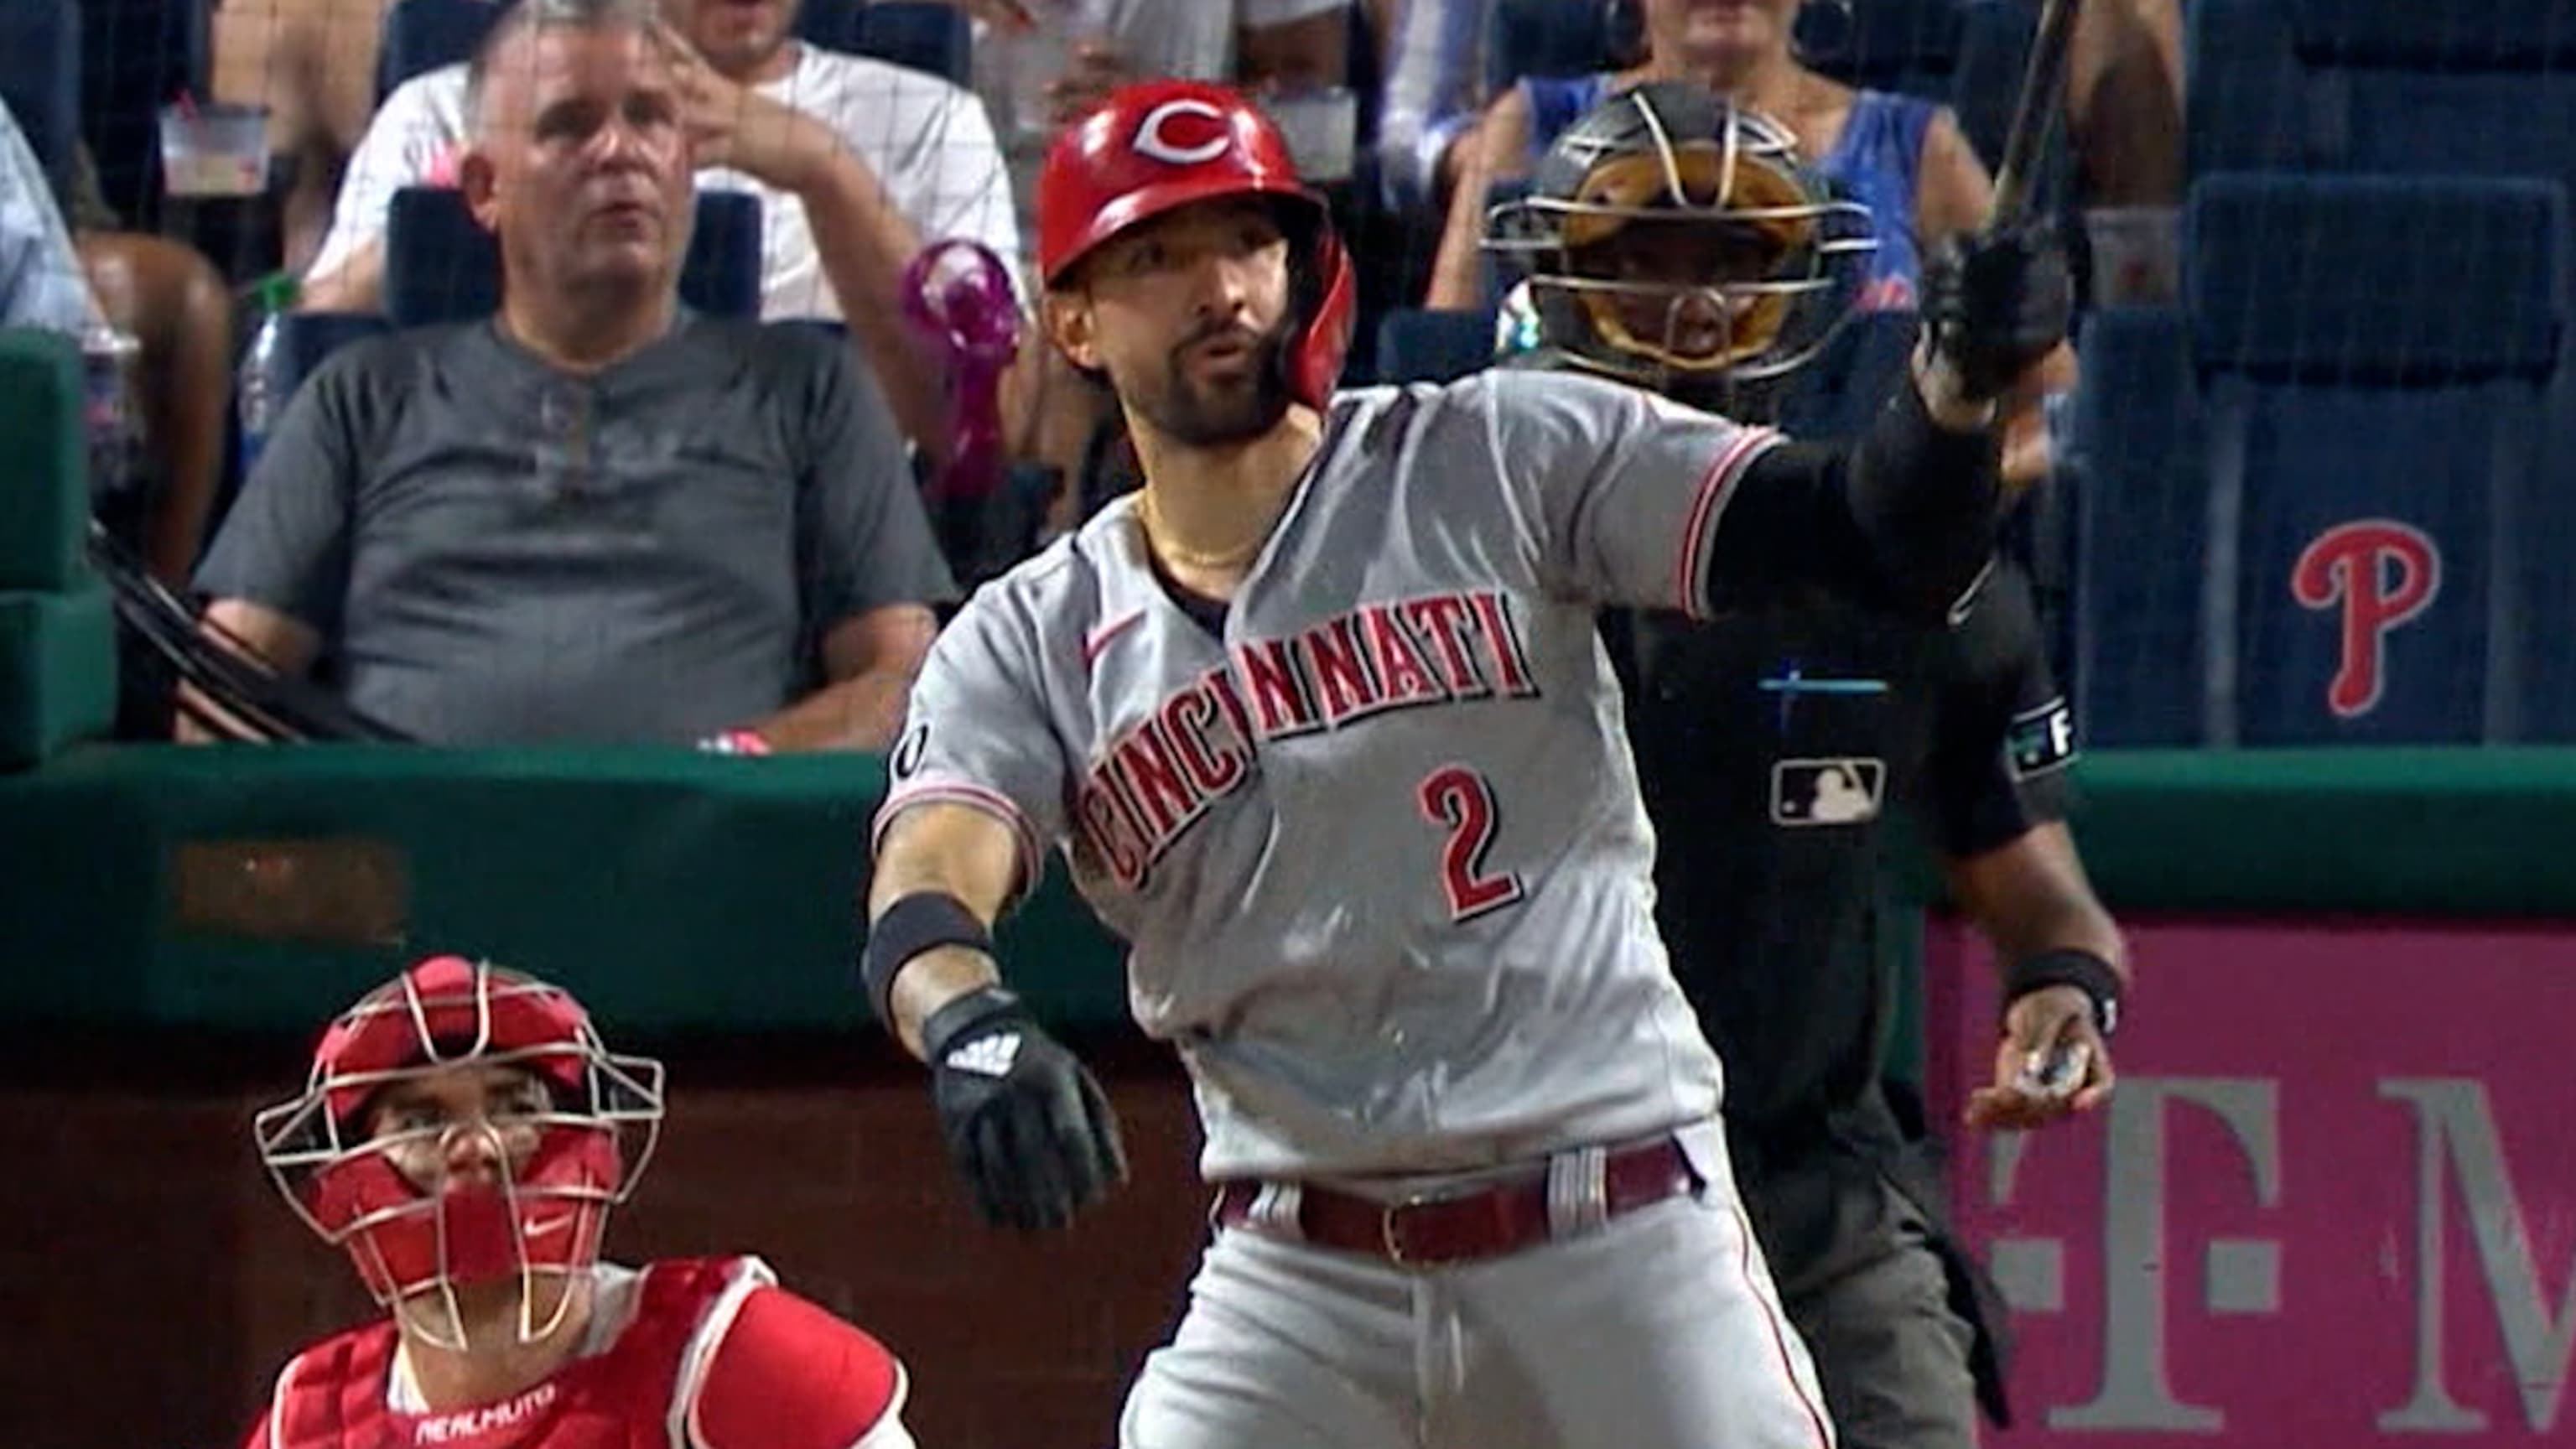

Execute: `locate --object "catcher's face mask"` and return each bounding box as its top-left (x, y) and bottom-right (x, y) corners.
top-left (254, 956), bottom-right (665, 1353)
top-left (1486, 85), bottom-right (1877, 406)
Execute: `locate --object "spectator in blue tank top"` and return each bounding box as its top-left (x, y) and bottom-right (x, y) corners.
top-left (1428, 0), bottom-right (2075, 485)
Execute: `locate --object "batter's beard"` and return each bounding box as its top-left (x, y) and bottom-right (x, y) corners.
top-left (1133, 319), bottom-right (1296, 448)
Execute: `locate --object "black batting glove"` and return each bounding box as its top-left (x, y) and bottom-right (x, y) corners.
top-left (1923, 225), bottom-right (2074, 404)
top-left (922, 986), bottom-right (1129, 1231)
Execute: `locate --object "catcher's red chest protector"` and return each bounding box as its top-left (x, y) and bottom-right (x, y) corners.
top-left (252, 1256), bottom-right (740, 1449)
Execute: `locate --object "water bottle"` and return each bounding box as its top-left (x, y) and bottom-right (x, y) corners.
top-left (236, 272), bottom-right (299, 477)
top-left (79, 325), bottom-right (144, 502)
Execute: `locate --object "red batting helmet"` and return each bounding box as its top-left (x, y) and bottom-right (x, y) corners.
top-left (1037, 79), bottom-right (1355, 408)
top-left (253, 956), bottom-right (664, 1350)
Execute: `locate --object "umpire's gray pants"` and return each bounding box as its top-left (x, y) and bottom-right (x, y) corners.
top-left (1762, 1172), bottom-right (1981, 1449)
top-left (1119, 1124), bottom-right (1836, 1449)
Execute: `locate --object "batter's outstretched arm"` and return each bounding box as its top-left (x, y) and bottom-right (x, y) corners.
top-left (1509, 227), bottom-right (2070, 624)
top-left (864, 802), bottom-right (1130, 1231)
top-left (1706, 225), bottom-right (2073, 621)
top-left (867, 802), bottom-right (1020, 1058)
top-left (1705, 352), bottom-right (2005, 623)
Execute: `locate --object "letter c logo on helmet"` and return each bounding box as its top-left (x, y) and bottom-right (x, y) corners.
top-left (1133, 98), bottom-right (1233, 166)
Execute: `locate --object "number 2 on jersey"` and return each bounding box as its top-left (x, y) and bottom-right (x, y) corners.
top-left (1417, 765), bottom-right (1526, 922)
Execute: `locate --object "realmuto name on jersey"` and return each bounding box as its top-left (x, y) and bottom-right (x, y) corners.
top-left (1078, 589), bottom-right (1539, 890)
top-left (409, 1380), bottom-right (558, 1444)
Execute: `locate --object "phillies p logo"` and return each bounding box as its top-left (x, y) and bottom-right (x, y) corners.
top-left (2290, 520), bottom-right (2441, 719)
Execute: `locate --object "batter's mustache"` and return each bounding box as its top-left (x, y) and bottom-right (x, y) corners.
top-left (1173, 317), bottom-right (1282, 361)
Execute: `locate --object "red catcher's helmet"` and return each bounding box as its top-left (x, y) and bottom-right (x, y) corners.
top-left (252, 956), bottom-right (664, 1350)
top-left (1037, 79), bottom-right (1354, 408)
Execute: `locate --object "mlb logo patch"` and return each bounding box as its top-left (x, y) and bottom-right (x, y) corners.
top-left (1771, 758), bottom-right (1886, 827)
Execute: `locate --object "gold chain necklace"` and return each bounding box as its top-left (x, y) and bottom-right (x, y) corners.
top-left (1138, 493), bottom-right (1265, 571)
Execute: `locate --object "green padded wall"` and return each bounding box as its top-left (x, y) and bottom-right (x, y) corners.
top-left (0, 329), bottom-right (88, 591)
top-left (0, 585), bottom-right (117, 769)
top-left (2, 745), bottom-right (2568, 1036)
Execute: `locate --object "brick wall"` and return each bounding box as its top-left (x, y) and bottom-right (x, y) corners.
top-left (0, 1042), bottom-right (1206, 1449)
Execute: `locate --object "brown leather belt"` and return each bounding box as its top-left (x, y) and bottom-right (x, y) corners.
top-left (1210, 1138), bottom-right (1698, 1268)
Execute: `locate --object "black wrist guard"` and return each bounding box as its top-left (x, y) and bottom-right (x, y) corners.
top-left (860, 891), bottom-right (993, 1028)
top-left (919, 984), bottom-right (1030, 1062)
top-left (2002, 948), bottom-right (2123, 1038)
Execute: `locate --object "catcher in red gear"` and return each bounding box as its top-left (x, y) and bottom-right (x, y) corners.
top-left (240, 955), bottom-right (917, 1449)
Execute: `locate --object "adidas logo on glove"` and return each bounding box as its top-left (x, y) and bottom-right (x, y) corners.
top-left (945, 1032), bottom-right (1023, 1077)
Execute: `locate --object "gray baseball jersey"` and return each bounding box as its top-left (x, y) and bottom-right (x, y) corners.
top-left (877, 368), bottom-right (1785, 1182)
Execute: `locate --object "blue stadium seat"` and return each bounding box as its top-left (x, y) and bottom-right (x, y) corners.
top-left (1375, 308), bottom-right (1498, 385)
top-left (2187, 174), bottom-right (2568, 744)
top-left (2189, 0), bottom-right (2576, 184)
top-left (377, 0), bottom-right (507, 103)
top-left (384, 187), bottom-right (765, 327)
top-left (2067, 306), bottom-right (2206, 746)
top-left (0, 0), bottom-right (80, 201)
top-left (273, 312), bottom-right (395, 400)
top-left (2285, 0), bottom-right (2576, 70)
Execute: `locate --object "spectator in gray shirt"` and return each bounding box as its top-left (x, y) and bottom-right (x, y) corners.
top-left (186, 0), bottom-right (953, 750)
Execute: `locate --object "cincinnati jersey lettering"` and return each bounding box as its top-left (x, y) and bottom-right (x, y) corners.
top-left (1078, 589), bottom-right (1537, 890)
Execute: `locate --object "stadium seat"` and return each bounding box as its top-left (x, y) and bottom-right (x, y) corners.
top-left (383, 187), bottom-right (765, 327)
top-left (2066, 305), bottom-right (2205, 746)
top-left (2189, 0), bottom-right (2576, 184)
top-left (0, 0), bottom-right (80, 201)
top-left (273, 312), bottom-right (394, 390)
top-left (1375, 308), bottom-right (1498, 386)
top-left (377, 0), bottom-right (507, 103)
top-left (2187, 174), bottom-right (2567, 744)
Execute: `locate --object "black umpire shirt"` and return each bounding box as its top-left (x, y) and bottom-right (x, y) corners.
top-left (1618, 558), bottom-right (2076, 1159)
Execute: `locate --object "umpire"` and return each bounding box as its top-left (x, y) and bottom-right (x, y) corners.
top-left (1484, 83), bottom-right (2131, 1449)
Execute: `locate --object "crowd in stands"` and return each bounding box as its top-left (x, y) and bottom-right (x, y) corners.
top-left (8, 0), bottom-right (2363, 757)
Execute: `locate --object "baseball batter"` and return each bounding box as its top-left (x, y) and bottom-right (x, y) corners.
top-left (857, 79), bottom-right (2072, 1449)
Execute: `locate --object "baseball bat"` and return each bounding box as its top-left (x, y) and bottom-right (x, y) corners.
top-left (1985, 0), bottom-right (2084, 234)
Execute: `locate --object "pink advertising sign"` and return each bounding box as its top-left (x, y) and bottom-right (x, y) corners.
top-left (1924, 917), bottom-right (2576, 1447)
